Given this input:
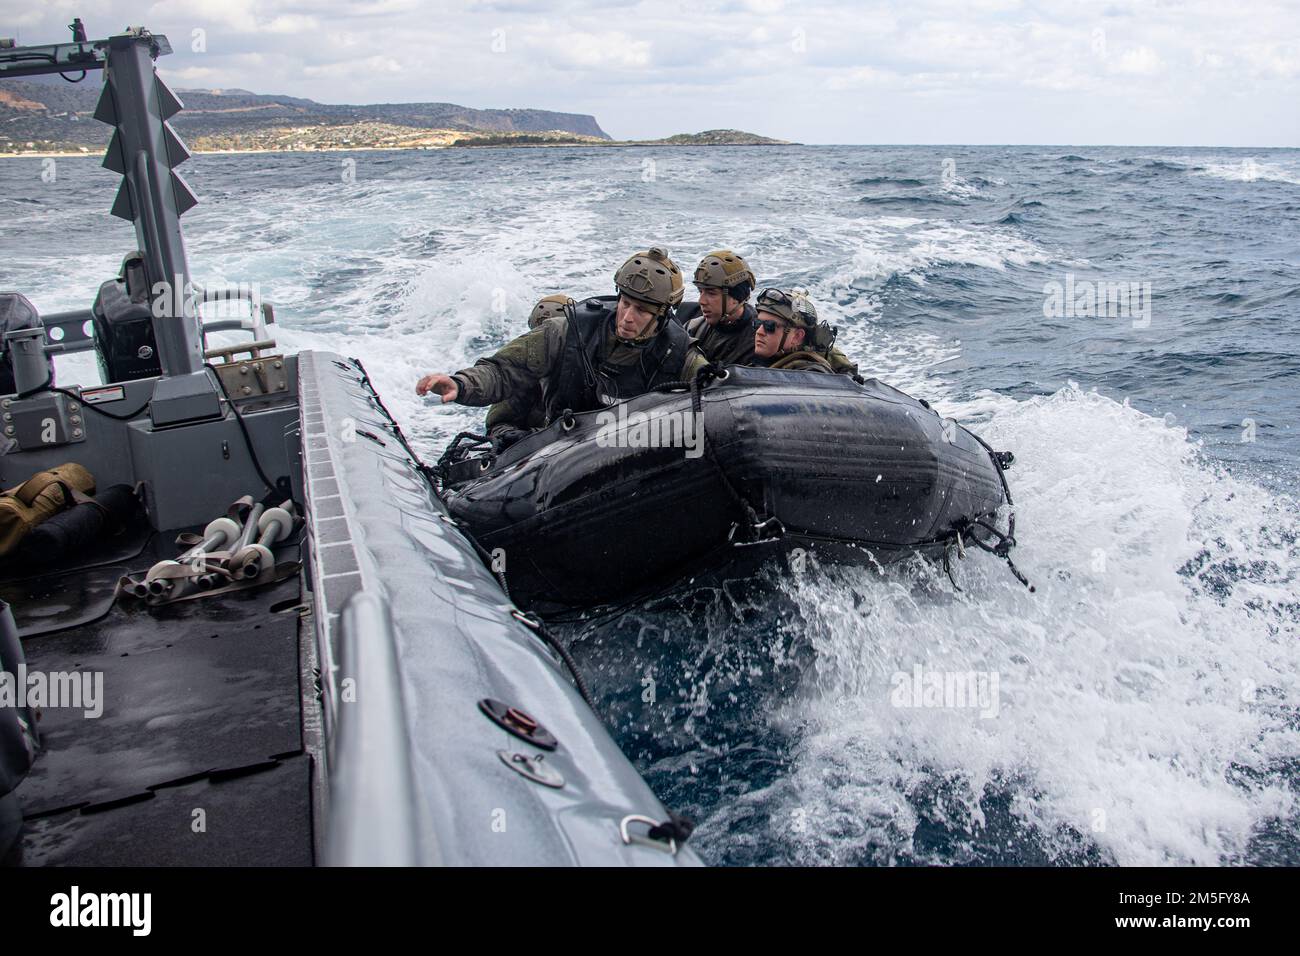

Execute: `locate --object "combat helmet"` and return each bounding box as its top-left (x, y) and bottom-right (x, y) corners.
top-left (755, 288), bottom-right (815, 327)
top-left (528, 293), bottom-right (575, 329)
top-left (614, 247), bottom-right (684, 318)
top-left (755, 288), bottom-right (837, 351)
top-left (694, 250), bottom-right (756, 298)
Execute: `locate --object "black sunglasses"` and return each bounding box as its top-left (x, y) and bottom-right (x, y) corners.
top-left (752, 318), bottom-right (787, 334)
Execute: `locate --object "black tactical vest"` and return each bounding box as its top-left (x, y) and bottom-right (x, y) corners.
top-left (685, 302), bottom-right (757, 367)
top-left (544, 296), bottom-right (692, 422)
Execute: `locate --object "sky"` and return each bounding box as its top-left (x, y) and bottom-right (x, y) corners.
top-left (2, 0), bottom-right (1297, 146)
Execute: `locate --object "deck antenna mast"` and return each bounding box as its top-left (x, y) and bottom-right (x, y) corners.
top-left (0, 21), bottom-right (218, 423)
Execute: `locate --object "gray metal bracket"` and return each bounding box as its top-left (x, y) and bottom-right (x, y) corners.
top-left (1, 392), bottom-right (87, 452)
top-left (149, 370), bottom-right (220, 427)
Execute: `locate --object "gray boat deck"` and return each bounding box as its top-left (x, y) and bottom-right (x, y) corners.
top-left (1, 529), bottom-right (314, 866)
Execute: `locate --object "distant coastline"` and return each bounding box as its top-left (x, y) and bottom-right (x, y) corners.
top-left (0, 128), bottom-right (792, 158)
top-left (0, 79), bottom-right (790, 157)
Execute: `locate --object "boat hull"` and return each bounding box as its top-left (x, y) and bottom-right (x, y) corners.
top-left (443, 367), bottom-right (1008, 609)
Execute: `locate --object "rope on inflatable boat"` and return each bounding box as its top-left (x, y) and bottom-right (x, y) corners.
top-left (684, 364), bottom-right (785, 543)
top-left (347, 359), bottom-right (598, 707)
top-left (956, 427), bottom-right (1036, 593)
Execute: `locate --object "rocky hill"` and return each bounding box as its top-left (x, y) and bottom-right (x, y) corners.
top-left (0, 78), bottom-right (791, 154)
top-left (643, 129), bottom-right (791, 145)
top-left (0, 77), bottom-right (610, 153)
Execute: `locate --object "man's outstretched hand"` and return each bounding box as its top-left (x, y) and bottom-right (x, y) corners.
top-left (416, 373), bottom-right (459, 402)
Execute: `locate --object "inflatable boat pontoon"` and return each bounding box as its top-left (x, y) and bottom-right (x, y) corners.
top-left (438, 366), bottom-right (1020, 612)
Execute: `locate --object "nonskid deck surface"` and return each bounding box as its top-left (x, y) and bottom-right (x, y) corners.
top-left (2, 528), bottom-right (311, 866)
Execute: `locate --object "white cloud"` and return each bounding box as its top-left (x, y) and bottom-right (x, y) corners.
top-left (1194, 50), bottom-right (1225, 71)
top-left (1112, 45), bottom-right (1165, 75)
top-left (824, 65), bottom-right (898, 90)
top-left (302, 54), bottom-right (402, 77)
top-left (1, 0), bottom-right (1295, 144)
top-left (166, 65), bottom-right (231, 86)
top-left (144, 0), bottom-right (259, 33)
top-left (545, 31), bottom-right (652, 70)
top-left (263, 14), bottom-right (321, 34)
top-left (1240, 42), bottom-right (1300, 79)
top-left (1025, 64), bottom-right (1100, 93)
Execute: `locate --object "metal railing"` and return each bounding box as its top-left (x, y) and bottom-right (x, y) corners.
top-left (31, 287), bottom-right (275, 360)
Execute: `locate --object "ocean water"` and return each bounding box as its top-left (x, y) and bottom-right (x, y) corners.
top-left (2, 144), bottom-right (1298, 866)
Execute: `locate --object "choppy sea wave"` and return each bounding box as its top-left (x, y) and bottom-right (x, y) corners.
top-left (2, 143), bottom-right (1297, 865)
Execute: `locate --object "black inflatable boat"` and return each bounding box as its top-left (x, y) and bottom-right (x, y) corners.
top-left (438, 366), bottom-right (1017, 611)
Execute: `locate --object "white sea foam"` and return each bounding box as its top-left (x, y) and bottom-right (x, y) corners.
top-left (832, 221), bottom-right (1053, 288)
top-left (718, 384), bottom-right (1300, 865)
top-left (7, 147), bottom-right (1298, 867)
top-left (1186, 158), bottom-right (1300, 186)
top-left (940, 173), bottom-right (983, 199)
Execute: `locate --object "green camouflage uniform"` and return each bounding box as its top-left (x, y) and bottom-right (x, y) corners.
top-left (762, 349), bottom-right (836, 373)
top-left (452, 315), bottom-right (709, 418)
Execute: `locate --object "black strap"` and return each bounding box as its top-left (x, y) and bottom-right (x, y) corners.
top-left (576, 306), bottom-right (606, 399)
top-left (687, 365), bottom-right (780, 540)
top-left (950, 426), bottom-right (1034, 591)
top-left (509, 609), bottom-right (596, 711)
top-left (639, 333), bottom-right (675, 387)
top-left (961, 517), bottom-right (1035, 592)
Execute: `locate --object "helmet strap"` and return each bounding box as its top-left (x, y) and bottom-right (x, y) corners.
top-left (778, 325), bottom-right (805, 355)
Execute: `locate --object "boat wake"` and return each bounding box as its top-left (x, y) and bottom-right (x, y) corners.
top-left (562, 384), bottom-right (1300, 866)
top-left (8, 144), bottom-right (1297, 866)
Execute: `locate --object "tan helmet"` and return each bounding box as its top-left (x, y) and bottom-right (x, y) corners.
top-left (755, 288), bottom-right (818, 330)
top-left (528, 293), bottom-right (574, 329)
top-left (786, 293), bottom-right (840, 351)
top-left (693, 250), bottom-right (756, 294)
top-left (614, 247), bottom-right (684, 315)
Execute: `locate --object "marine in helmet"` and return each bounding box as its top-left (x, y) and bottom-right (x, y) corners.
top-left (676, 250), bottom-right (759, 367)
top-left (678, 250), bottom-right (862, 379)
top-left (416, 249), bottom-right (707, 424)
top-left (483, 294), bottom-right (574, 449)
top-left (750, 289), bottom-right (836, 372)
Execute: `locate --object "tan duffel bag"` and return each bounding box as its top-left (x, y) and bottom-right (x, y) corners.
top-left (0, 463), bottom-right (96, 559)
